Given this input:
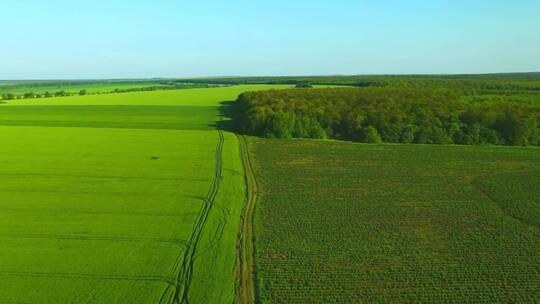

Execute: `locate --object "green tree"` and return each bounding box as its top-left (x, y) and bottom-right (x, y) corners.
top-left (448, 122), bottom-right (465, 144)
top-left (361, 126), bottom-right (382, 143)
top-left (295, 83), bottom-right (313, 88)
top-left (4, 93), bottom-right (16, 100)
top-left (23, 92), bottom-right (36, 99)
top-left (268, 112), bottom-right (295, 138)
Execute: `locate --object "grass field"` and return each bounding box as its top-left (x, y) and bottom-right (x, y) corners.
top-left (249, 138), bottom-right (540, 303)
top-left (0, 85), bottom-right (289, 303)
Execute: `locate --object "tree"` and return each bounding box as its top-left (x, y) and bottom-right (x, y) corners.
top-left (310, 124), bottom-right (328, 139)
top-left (448, 122), bottom-right (465, 144)
top-left (233, 87), bottom-right (540, 146)
top-left (401, 124), bottom-right (419, 143)
top-left (295, 83), bottom-right (313, 88)
top-left (268, 112), bottom-right (295, 138)
top-left (361, 126), bottom-right (382, 143)
top-left (479, 127), bottom-right (501, 144)
top-left (2, 93), bottom-right (16, 100)
top-left (79, 89), bottom-right (88, 96)
top-left (462, 123), bottom-right (481, 145)
top-left (23, 92), bottom-right (36, 99)
top-left (493, 111), bottom-right (534, 145)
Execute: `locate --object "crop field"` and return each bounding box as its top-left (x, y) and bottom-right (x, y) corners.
top-left (250, 138), bottom-right (540, 303)
top-left (0, 85), bottom-right (289, 303)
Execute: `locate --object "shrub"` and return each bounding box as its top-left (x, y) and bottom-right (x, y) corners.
top-left (361, 126), bottom-right (382, 143)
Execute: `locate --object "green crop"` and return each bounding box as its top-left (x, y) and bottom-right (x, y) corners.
top-left (0, 85), bottom-right (290, 303)
top-left (250, 138), bottom-right (540, 303)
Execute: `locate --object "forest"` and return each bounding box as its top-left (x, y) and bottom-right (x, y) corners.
top-left (233, 87), bottom-right (540, 146)
top-left (176, 73), bottom-right (540, 90)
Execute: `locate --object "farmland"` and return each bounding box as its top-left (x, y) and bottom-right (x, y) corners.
top-left (249, 138), bottom-right (540, 303)
top-left (3, 0), bottom-right (540, 302)
top-left (0, 80), bottom-right (166, 97)
top-left (0, 80), bottom-right (221, 101)
top-left (2, 76), bottom-right (540, 304)
top-left (0, 85), bottom-right (289, 303)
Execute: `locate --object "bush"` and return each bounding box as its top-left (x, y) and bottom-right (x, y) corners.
top-left (295, 83), bottom-right (313, 88)
top-left (361, 126), bottom-right (382, 143)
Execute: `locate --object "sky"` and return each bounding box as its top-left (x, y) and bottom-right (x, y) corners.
top-left (1, 0), bottom-right (539, 79)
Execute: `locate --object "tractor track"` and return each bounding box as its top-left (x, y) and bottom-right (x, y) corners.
top-left (160, 130), bottom-right (225, 304)
top-left (0, 271), bottom-right (174, 285)
top-left (0, 233), bottom-right (187, 246)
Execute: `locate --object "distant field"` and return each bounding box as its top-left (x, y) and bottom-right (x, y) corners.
top-left (0, 79), bottom-right (336, 99)
top-left (250, 138), bottom-right (540, 303)
top-left (0, 81), bottom-right (164, 95)
top-left (0, 85), bottom-right (290, 303)
top-left (2, 85), bottom-right (290, 106)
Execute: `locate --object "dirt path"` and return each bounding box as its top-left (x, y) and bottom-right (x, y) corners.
top-left (236, 135), bottom-right (257, 304)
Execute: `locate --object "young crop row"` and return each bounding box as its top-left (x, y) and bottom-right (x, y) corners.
top-left (250, 138), bottom-right (540, 303)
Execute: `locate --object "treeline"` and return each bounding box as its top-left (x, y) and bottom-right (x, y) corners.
top-left (2, 90), bottom-right (77, 100)
top-left (0, 83), bottom-right (217, 101)
top-left (113, 83), bottom-right (218, 92)
top-left (233, 88), bottom-right (540, 146)
top-left (0, 80), bottom-right (163, 91)
top-left (174, 73), bottom-right (540, 92)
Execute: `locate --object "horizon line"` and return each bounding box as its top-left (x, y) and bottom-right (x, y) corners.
top-left (1, 71), bottom-right (540, 82)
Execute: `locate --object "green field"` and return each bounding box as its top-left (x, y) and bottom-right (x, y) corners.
top-left (249, 138), bottom-right (540, 303)
top-left (2, 81), bottom-right (539, 303)
top-left (0, 81), bottom-right (164, 95)
top-left (0, 85), bottom-right (289, 303)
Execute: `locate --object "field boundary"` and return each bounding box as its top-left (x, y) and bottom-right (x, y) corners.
top-left (236, 135), bottom-right (258, 304)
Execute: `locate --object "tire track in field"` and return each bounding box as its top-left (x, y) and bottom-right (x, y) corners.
top-left (0, 207), bottom-right (199, 218)
top-left (0, 233), bottom-right (187, 246)
top-left (236, 135), bottom-right (258, 304)
top-left (0, 172), bottom-right (208, 183)
top-left (471, 171), bottom-right (540, 230)
top-left (162, 130), bottom-right (225, 304)
top-left (0, 271), bottom-right (174, 285)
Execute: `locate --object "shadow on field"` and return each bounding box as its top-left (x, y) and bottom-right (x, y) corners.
top-left (213, 100), bottom-right (235, 132)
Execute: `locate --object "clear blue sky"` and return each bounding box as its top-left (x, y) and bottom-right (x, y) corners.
top-left (2, 0), bottom-right (539, 79)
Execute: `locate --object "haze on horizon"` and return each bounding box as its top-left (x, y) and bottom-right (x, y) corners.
top-left (1, 0), bottom-right (539, 80)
